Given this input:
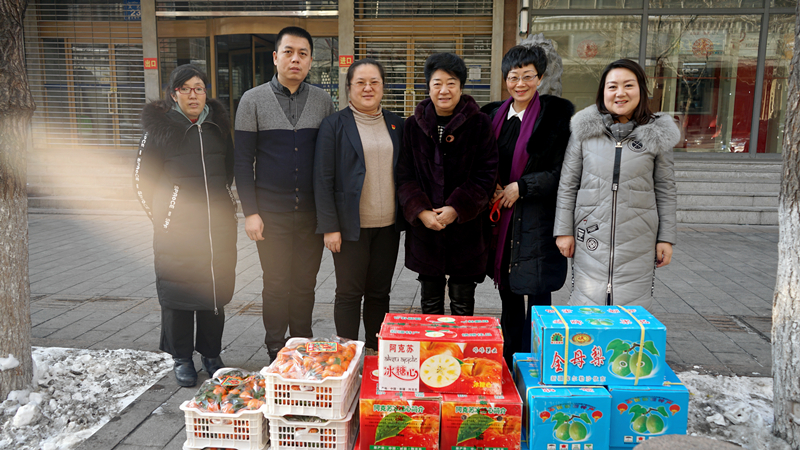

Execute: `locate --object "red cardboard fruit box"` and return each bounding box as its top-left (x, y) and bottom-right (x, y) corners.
top-left (383, 314), bottom-right (501, 329)
top-left (360, 356), bottom-right (441, 450)
top-left (441, 359), bottom-right (523, 450)
top-left (378, 324), bottom-right (504, 395)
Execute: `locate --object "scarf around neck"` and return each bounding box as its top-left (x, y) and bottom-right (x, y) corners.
top-left (489, 92), bottom-right (541, 284)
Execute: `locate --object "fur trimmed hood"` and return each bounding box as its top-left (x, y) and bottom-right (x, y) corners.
top-left (413, 94), bottom-right (481, 138)
top-left (570, 105), bottom-right (681, 149)
top-left (141, 98), bottom-right (231, 148)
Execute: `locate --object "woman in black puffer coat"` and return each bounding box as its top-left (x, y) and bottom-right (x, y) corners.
top-left (481, 46), bottom-right (573, 367)
top-left (135, 65), bottom-right (237, 387)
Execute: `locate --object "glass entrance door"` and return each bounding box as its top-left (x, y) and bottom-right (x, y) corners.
top-left (216, 34), bottom-right (275, 123)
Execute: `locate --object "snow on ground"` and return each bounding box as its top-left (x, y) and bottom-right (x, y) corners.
top-left (0, 347), bottom-right (171, 450)
top-left (1, 349), bottom-right (794, 450)
top-left (679, 371), bottom-right (791, 450)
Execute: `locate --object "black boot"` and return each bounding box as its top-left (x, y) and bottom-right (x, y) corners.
top-left (448, 282), bottom-right (476, 316)
top-left (419, 279), bottom-right (447, 315)
top-left (201, 356), bottom-right (225, 376)
top-left (173, 357), bottom-right (197, 387)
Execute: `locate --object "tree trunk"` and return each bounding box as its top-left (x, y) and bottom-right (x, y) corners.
top-left (773, 4), bottom-right (800, 448)
top-left (0, 0), bottom-right (34, 401)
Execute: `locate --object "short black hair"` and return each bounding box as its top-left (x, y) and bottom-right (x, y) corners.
top-left (276, 26), bottom-right (314, 55)
top-left (166, 64), bottom-right (209, 99)
top-left (595, 59), bottom-right (654, 124)
top-left (501, 45), bottom-right (547, 80)
top-left (345, 58), bottom-right (386, 96)
top-left (424, 53), bottom-right (467, 92)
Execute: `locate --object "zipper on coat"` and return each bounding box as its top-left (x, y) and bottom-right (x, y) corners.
top-left (197, 125), bottom-right (219, 315)
top-left (606, 140), bottom-right (623, 305)
top-left (508, 208), bottom-right (516, 274)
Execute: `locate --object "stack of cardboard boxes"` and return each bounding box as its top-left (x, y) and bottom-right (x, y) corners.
top-left (514, 306), bottom-right (689, 450)
top-left (359, 314), bottom-right (523, 450)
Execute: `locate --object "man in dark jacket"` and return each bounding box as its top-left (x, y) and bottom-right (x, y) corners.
top-left (234, 26), bottom-right (335, 361)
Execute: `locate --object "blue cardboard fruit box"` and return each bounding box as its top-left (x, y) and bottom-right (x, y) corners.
top-left (531, 305), bottom-right (667, 386)
top-left (514, 353), bottom-right (611, 450)
top-left (607, 364), bottom-right (689, 449)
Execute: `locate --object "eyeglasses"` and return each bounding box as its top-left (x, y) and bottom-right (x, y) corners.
top-left (506, 74), bottom-right (538, 84)
top-left (175, 87), bottom-right (207, 95)
top-left (350, 80), bottom-right (383, 89)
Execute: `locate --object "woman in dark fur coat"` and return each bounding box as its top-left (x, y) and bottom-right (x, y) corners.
top-left (134, 65), bottom-right (237, 387)
top-left (481, 46), bottom-right (574, 367)
top-left (397, 53), bottom-right (498, 316)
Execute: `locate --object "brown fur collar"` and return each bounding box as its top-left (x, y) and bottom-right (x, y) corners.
top-left (413, 94), bottom-right (481, 138)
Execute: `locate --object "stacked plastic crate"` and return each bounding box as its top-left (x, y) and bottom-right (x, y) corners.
top-left (262, 338), bottom-right (364, 450)
top-left (180, 337), bottom-right (364, 450)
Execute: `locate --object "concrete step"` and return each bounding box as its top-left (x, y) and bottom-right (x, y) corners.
top-left (28, 184), bottom-right (134, 200)
top-left (675, 168), bottom-right (781, 181)
top-left (27, 149), bottom-right (137, 166)
top-left (677, 191), bottom-right (778, 207)
top-left (676, 206), bottom-right (778, 225)
top-left (677, 178), bottom-right (780, 193)
top-left (27, 173), bottom-right (133, 187)
top-left (27, 162), bottom-right (133, 176)
top-left (28, 196), bottom-right (142, 211)
top-left (673, 159), bottom-right (782, 170)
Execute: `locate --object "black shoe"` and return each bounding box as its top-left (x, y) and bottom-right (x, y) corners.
top-left (173, 357), bottom-right (197, 387)
top-left (201, 356), bottom-right (225, 376)
top-left (419, 278), bottom-right (447, 315)
top-left (448, 282), bottom-right (476, 316)
top-left (267, 347), bottom-right (282, 363)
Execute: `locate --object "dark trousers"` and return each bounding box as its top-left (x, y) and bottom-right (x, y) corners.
top-left (256, 210), bottom-right (323, 351)
top-left (500, 289), bottom-right (551, 367)
top-left (159, 306), bottom-right (225, 359)
top-left (332, 225), bottom-right (400, 350)
top-left (498, 232), bottom-right (551, 367)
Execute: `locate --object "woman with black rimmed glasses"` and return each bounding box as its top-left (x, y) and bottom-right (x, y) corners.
top-left (314, 58), bottom-right (404, 351)
top-left (135, 64), bottom-right (237, 387)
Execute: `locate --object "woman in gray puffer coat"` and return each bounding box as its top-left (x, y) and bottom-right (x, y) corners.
top-left (554, 59), bottom-right (680, 309)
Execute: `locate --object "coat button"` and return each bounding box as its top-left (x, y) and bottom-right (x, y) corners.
top-left (296, 188), bottom-right (299, 192)
top-left (296, 168), bottom-right (299, 172)
top-left (295, 206), bottom-right (299, 210)
top-left (295, 148), bottom-right (298, 151)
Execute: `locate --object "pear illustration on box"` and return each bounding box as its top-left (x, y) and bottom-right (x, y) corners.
top-left (514, 354), bottom-right (610, 450)
top-left (607, 365), bottom-right (689, 449)
top-left (530, 305), bottom-right (667, 386)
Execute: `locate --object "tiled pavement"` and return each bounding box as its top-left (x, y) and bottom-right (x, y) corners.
top-left (25, 213), bottom-right (778, 449)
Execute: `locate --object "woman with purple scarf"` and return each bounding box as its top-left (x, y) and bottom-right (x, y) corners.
top-left (480, 45), bottom-right (574, 367)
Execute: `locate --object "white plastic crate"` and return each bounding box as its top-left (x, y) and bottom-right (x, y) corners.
top-left (181, 401), bottom-right (269, 450)
top-left (261, 339), bottom-right (364, 420)
top-left (267, 395), bottom-right (359, 450)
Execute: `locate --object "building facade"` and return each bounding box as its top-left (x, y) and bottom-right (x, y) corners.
top-left (521, 0), bottom-right (796, 155)
top-left (22, 0), bottom-right (795, 156)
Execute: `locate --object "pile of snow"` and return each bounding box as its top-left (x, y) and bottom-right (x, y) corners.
top-left (0, 347), bottom-right (171, 450)
top-left (0, 354), bottom-right (20, 371)
top-left (680, 371), bottom-right (791, 450)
